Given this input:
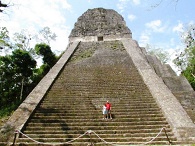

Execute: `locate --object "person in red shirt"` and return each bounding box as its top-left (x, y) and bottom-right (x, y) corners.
top-left (105, 101), bottom-right (112, 119)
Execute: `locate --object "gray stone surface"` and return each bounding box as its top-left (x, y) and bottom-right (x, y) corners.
top-left (69, 8), bottom-right (132, 42)
top-left (122, 38), bottom-right (195, 141)
top-left (143, 48), bottom-right (195, 123)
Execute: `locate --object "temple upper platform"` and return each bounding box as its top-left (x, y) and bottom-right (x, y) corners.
top-left (69, 8), bottom-right (132, 42)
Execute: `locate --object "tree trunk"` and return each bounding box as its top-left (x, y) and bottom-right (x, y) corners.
top-left (20, 78), bottom-right (24, 101)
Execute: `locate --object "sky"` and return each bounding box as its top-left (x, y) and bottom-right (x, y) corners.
top-left (0, 0), bottom-right (194, 72)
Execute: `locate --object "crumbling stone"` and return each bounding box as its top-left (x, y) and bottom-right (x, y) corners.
top-left (69, 8), bottom-right (132, 38)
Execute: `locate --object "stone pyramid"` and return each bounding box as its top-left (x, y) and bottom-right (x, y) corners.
top-left (1, 8), bottom-right (195, 145)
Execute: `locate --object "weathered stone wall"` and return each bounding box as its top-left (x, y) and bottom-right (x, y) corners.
top-left (142, 50), bottom-right (195, 123)
top-left (122, 38), bottom-right (195, 142)
top-left (69, 7), bottom-right (195, 125)
top-left (69, 8), bottom-right (132, 42)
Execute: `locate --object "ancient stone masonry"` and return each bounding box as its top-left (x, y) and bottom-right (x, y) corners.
top-left (69, 8), bottom-right (132, 42)
top-left (143, 51), bottom-right (195, 123)
top-left (135, 46), bottom-right (195, 123)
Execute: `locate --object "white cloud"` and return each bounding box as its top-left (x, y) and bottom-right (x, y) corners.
top-left (119, 0), bottom-right (128, 1)
top-left (139, 32), bottom-right (150, 47)
top-left (132, 0), bottom-right (140, 5)
top-left (117, 0), bottom-right (129, 12)
top-left (128, 14), bottom-right (136, 21)
top-left (55, 0), bottom-right (72, 10)
top-left (50, 26), bottom-right (71, 54)
top-left (145, 20), bottom-right (166, 33)
top-left (0, 0), bottom-right (72, 55)
top-left (173, 22), bottom-right (183, 33)
top-left (117, 0), bottom-right (140, 12)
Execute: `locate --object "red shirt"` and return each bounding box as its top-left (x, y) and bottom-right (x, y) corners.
top-left (105, 103), bottom-right (111, 110)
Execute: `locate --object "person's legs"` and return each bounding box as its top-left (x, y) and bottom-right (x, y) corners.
top-left (109, 110), bottom-right (112, 119)
top-left (104, 114), bottom-right (106, 119)
top-left (106, 110), bottom-right (109, 119)
top-left (103, 110), bottom-right (107, 119)
top-left (106, 110), bottom-right (112, 119)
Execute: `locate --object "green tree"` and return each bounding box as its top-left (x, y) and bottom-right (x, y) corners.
top-left (11, 49), bottom-right (37, 100)
top-left (0, 27), bottom-right (11, 52)
top-left (0, 27), bottom-right (59, 117)
top-left (146, 44), bottom-right (170, 64)
top-left (13, 30), bottom-right (35, 54)
top-left (0, 49), bottom-right (36, 109)
top-left (173, 25), bottom-right (195, 90)
top-left (0, 1), bottom-right (8, 13)
top-left (36, 27), bottom-right (57, 45)
top-left (35, 43), bottom-right (57, 67)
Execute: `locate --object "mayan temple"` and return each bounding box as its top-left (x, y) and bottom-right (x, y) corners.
top-left (1, 8), bottom-right (195, 146)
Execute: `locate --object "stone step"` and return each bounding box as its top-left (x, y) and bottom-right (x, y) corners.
top-left (36, 107), bottom-right (160, 111)
top-left (50, 87), bottom-right (149, 91)
top-left (53, 78), bottom-right (145, 83)
top-left (42, 98), bottom-right (155, 102)
top-left (51, 85), bottom-right (145, 89)
top-left (32, 113), bottom-right (163, 117)
top-left (20, 133), bottom-right (175, 139)
top-left (51, 83), bottom-right (148, 86)
top-left (23, 125), bottom-right (170, 131)
top-left (45, 93), bottom-right (152, 97)
top-left (50, 81), bottom-right (148, 85)
top-left (58, 86), bottom-right (148, 90)
top-left (34, 108), bottom-right (162, 114)
top-left (33, 113), bottom-right (164, 117)
top-left (42, 98), bottom-right (156, 102)
top-left (48, 88), bottom-right (151, 91)
top-left (13, 141), bottom-right (178, 146)
top-left (31, 116), bottom-right (164, 120)
top-left (29, 116), bottom-right (167, 121)
top-left (16, 137), bottom-right (175, 143)
top-left (15, 41), bottom-right (181, 145)
top-left (40, 102), bottom-right (158, 105)
top-left (26, 121), bottom-right (169, 127)
top-left (23, 128), bottom-right (173, 135)
top-left (33, 110), bottom-right (162, 116)
top-left (38, 105), bottom-right (159, 109)
top-left (46, 91), bottom-right (151, 94)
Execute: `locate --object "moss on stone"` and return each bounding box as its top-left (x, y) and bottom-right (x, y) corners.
top-left (70, 48), bottom-right (95, 63)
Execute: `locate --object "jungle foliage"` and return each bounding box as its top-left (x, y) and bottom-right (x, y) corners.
top-left (173, 25), bottom-right (195, 90)
top-left (0, 27), bottom-right (59, 117)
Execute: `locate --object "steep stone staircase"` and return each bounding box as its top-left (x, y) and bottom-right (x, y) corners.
top-left (16, 41), bottom-right (178, 145)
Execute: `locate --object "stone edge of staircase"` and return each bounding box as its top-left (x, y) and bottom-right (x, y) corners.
top-left (121, 38), bottom-right (195, 143)
top-left (0, 41), bottom-right (80, 143)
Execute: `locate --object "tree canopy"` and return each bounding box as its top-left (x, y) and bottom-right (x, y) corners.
top-left (146, 44), bottom-right (170, 64)
top-left (0, 49), bottom-right (36, 108)
top-left (0, 27), bottom-right (59, 117)
top-left (0, 1), bottom-right (8, 13)
top-left (173, 25), bottom-right (195, 90)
